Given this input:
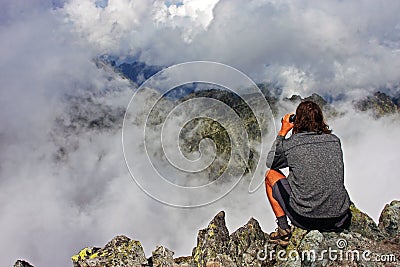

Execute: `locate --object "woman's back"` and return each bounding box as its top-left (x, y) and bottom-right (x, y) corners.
top-left (283, 132), bottom-right (350, 218)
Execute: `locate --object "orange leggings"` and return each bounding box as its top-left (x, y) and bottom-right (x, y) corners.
top-left (265, 169), bottom-right (286, 217)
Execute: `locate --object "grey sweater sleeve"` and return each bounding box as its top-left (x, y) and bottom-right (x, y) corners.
top-left (266, 135), bottom-right (288, 169)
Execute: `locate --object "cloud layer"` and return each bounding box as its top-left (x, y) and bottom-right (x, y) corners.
top-left (63, 0), bottom-right (400, 96)
top-left (1, 1), bottom-right (400, 267)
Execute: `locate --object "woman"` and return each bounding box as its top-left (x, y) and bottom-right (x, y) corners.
top-left (265, 101), bottom-right (351, 246)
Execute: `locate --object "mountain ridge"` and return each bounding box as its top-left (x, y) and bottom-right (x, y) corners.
top-left (14, 201), bottom-right (400, 267)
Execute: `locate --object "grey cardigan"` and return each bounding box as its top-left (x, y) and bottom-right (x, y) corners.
top-left (266, 132), bottom-right (351, 218)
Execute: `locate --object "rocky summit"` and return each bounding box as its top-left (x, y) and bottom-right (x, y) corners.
top-left (14, 201), bottom-right (400, 267)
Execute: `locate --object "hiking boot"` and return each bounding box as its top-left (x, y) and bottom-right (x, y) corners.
top-left (269, 227), bottom-right (291, 246)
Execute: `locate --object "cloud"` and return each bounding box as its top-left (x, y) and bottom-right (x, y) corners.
top-left (0, 2), bottom-right (132, 266)
top-left (328, 104), bottom-right (400, 221)
top-left (62, 0), bottom-right (400, 96)
top-left (1, 1), bottom-right (400, 267)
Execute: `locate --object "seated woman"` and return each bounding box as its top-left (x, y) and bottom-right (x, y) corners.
top-left (265, 100), bottom-right (351, 246)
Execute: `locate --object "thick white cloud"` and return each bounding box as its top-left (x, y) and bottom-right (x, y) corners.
top-left (1, 1), bottom-right (400, 267)
top-left (63, 0), bottom-right (400, 96)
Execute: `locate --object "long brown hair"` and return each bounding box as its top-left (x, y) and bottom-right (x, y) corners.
top-left (292, 101), bottom-right (331, 134)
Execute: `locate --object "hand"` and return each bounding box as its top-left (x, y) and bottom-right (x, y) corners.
top-left (278, 113), bottom-right (295, 137)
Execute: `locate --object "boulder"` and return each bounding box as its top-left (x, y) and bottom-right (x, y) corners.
top-left (150, 245), bottom-right (175, 267)
top-left (378, 200), bottom-right (400, 242)
top-left (354, 91), bottom-right (399, 117)
top-left (71, 235), bottom-right (147, 267)
top-left (227, 217), bottom-right (269, 266)
top-left (349, 203), bottom-right (386, 240)
top-left (192, 211), bottom-right (232, 267)
top-left (64, 201), bottom-right (400, 267)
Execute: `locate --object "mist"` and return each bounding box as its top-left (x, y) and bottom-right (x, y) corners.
top-left (1, 1), bottom-right (399, 267)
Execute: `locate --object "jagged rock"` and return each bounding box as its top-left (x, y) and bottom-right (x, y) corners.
top-left (144, 88), bottom-right (263, 182)
top-left (203, 254), bottom-right (236, 267)
top-left (297, 230), bottom-right (324, 265)
top-left (66, 201), bottom-right (400, 267)
top-left (150, 246), bottom-right (175, 267)
top-left (227, 217), bottom-right (269, 266)
top-left (349, 203), bottom-right (386, 241)
top-left (285, 95), bottom-right (303, 103)
top-left (278, 229), bottom-right (399, 267)
top-left (379, 200), bottom-right (400, 242)
top-left (71, 235), bottom-right (148, 267)
top-left (283, 93), bottom-right (339, 118)
top-left (174, 256), bottom-right (193, 267)
top-left (264, 202), bottom-right (400, 267)
top-left (192, 211), bottom-right (232, 267)
top-left (284, 93), bottom-right (327, 109)
top-left (304, 93), bottom-right (328, 108)
top-left (355, 91), bottom-right (398, 117)
top-left (13, 260), bottom-right (34, 267)
top-left (71, 246), bottom-right (100, 266)
top-left (181, 89), bottom-right (263, 177)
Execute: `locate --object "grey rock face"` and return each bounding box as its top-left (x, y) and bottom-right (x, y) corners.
top-left (379, 200), bottom-right (400, 242)
top-left (348, 203), bottom-right (386, 241)
top-left (191, 211), bottom-right (233, 266)
top-left (151, 246), bottom-right (175, 267)
top-left (355, 91), bottom-right (399, 117)
top-left (71, 235), bottom-right (148, 267)
top-left (227, 217), bottom-right (269, 266)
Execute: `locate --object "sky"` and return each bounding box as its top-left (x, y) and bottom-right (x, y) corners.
top-left (0, 0), bottom-right (400, 266)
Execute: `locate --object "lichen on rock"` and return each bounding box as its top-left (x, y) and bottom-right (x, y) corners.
top-left (227, 217), bottom-right (269, 266)
top-left (378, 200), bottom-right (400, 242)
top-left (150, 245), bottom-right (175, 267)
top-left (354, 91), bottom-right (399, 117)
top-left (349, 203), bottom-right (386, 241)
top-left (63, 200), bottom-right (400, 267)
top-left (192, 211), bottom-right (232, 267)
top-left (71, 235), bottom-right (147, 267)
